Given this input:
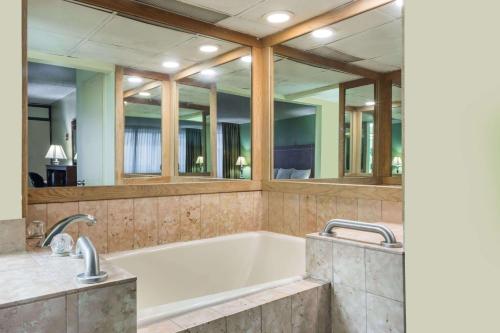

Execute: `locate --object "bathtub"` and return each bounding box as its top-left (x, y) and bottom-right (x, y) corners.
top-left (105, 231), bottom-right (305, 327)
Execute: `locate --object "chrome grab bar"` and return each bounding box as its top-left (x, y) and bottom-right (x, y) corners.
top-left (319, 219), bottom-right (402, 248)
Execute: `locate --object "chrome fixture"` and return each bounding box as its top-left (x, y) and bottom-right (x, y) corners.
top-left (76, 236), bottom-right (108, 284)
top-left (320, 219), bottom-right (403, 248)
top-left (41, 214), bottom-right (96, 247)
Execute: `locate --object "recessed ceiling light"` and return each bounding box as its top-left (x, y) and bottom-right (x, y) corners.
top-left (365, 101), bottom-right (376, 106)
top-left (200, 69), bottom-right (216, 76)
top-left (241, 55), bottom-right (252, 63)
top-left (127, 76), bottom-right (143, 83)
top-left (199, 45), bottom-right (219, 53)
top-left (162, 61), bottom-right (180, 69)
top-left (265, 11), bottom-right (293, 24)
top-left (396, 0), bottom-right (403, 7)
top-left (139, 92), bottom-right (151, 97)
top-left (312, 28), bottom-right (334, 39)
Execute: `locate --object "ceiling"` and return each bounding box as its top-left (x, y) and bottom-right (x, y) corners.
top-left (283, 2), bottom-right (402, 73)
top-left (28, 0), bottom-right (240, 74)
top-left (28, 62), bottom-right (76, 105)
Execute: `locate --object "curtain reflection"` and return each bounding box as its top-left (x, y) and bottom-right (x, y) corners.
top-left (124, 127), bottom-right (161, 174)
top-left (222, 123), bottom-right (241, 179)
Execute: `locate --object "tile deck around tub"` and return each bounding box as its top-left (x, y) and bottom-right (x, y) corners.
top-left (138, 278), bottom-right (330, 333)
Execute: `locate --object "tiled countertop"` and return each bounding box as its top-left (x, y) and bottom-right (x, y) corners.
top-left (307, 222), bottom-right (404, 254)
top-left (0, 249), bottom-right (136, 309)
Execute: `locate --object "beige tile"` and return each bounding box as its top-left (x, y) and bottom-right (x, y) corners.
top-left (365, 250), bottom-right (404, 302)
top-left (306, 238), bottom-right (332, 282)
top-left (107, 199), bottom-right (134, 252)
top-left (78, 201), bottom-right (108, 253)
top-left (317, 283), bottom-right (331, 333)
top-left (0, 219), bottom-right (26, 254)
top-left (332, 284), bottom-right (366, 333)
top-left (253, 191), bottom-right (269, 231)
top-left (180, 195), bottom-right (201, 241)
top-left (47, 202), bottom-right (79, 241)
top-left (172, 308), bottom-right (223, 329)
top-left (291, 288), bottom-right (318, 333)
top-left (268, 192), bottom-right (284, 233)
top-left (26, 204), bottom-right (47, 234)
top-left (236, 192), bottom-right (254, 233)
top-left (66, 293), bottom-right (78, 333)
top-left (79, 281), bottom-right (137, 333)
top-left (187, 318), bottom-right (226, 332)
top-left (262, 297), bottom-right (292, 333)
top-left (366, 294), bottom-right (404, 333)
top-left (299, 194), bottom-right (316, 236)
top-left (226, 306), bottom-right (261, 333)
top-left (139, 319), bottom-right (185, 333)
top-left (336, 198), bottom-right (357, 220)
top-left (133, 198), bottom-right (159, 248)
top-left (358, 199), bottom-right (382, 222)
top-left (211, 297), bottom-right (256, 316)
top-left (332, 242), bottom-right (366, 290)
top-left (0, 296), bottom-right (66, 333)
top-left (316, 195), bottom-right (336, 231)
top-left (283, 193), bottom-right (300, 236)
top-left (158, 196), bottom-right (181, 244)
top-left (219, 192), bottom-right (238, 235)
top-left (200, 194), bottom-right (219, 238)
top-left (382, 201), bottom-right (403, 224)
top-left (245, 288), bottom-right (288, 305)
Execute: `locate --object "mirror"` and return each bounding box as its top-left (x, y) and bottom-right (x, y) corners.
top-left (176, 54), bottom-right (252, 179)
top-left (26, 0), bottom-right (248, 187)
top-left (272, 0), bottom-right (402, 181)
top-left (123, 76), bottom-right (163, 177)
top-left (392, 84), bottom-right (403, 175)
top-left (343, 82), bottom-right (375, 176)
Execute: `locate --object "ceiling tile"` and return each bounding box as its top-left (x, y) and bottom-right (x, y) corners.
top-left (284, 9), bottom-right (394, 51)
top-left (90, 15), bottom-right (195, 54)
top-left (28, 28), bottom-right (82, 56)
top-left (176, 0), bottom-right (264, 16)
top-left (373, 50), bottom-right (402, 68)
top-left (71, 41), bottom-right (152, 69)
top-left (216, 16), bottom-right (280, 38)
top-left (327, 19), bottom-right (402, 59)
top-left (350, 59), bottom-right (399, 73)
top-left (28, 0), bottom-right (111, 38)
top-left (136, 0), bottom-right (229, 23)
top-left (166, 35), bottom-right (240, 63)
top-left (376, 2), bottom-right (403, 19)
top-left (308, 46), bottom-right (363, 63)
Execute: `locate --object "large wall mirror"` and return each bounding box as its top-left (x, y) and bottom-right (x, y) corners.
top-left (26, 0), bottom-right (250, 188)
top-left (272, 1), bottom-right (402, 181)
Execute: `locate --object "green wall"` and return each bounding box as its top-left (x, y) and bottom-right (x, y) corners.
top-left (274, 115), bottom-right (316, 146)
top-left (240, 122), bottom-right (251, 179)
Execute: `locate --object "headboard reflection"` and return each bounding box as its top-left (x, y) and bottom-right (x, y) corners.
top-left (274, 144), bottom-right (315, 178)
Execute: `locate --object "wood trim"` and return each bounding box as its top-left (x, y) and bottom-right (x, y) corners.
top-left (376, 76), bottom-right (393, 178)
top-left (262, 180), bottom-right (402, 201)
top-left (274, 45), bottom-right (381, 80)
top-left (123, 67), bottom-right (169, 82)
top-left (22, 0), bottom-right (28, 217)
top-left (209, 84), bottom-right (217, 177)
top-left (123, 81), bottom-right (161, 98)
top-left (28, 180), bottom-right (262, 204)
top-left (263, 47), bottom-right (274, 181)
top-left (251, 47), bottom-right (262, 180)
top-left (338, 83), bottom-right (346, 177)
top-left (177, 77), bottom-right (211, 90)
top-left (161, 80), bottom-right (171, 177)
top-left (261, 0), bottom-right (395, 47)
top-left (173, 47), bottom-right (250, 81)
top-left (75, 0), bottom-right (261, 47)
top-left (115, 66), bottom-right (125, 184)
top-left (342, 77), bottom-right (376, 89)
top-left (382, 175), bottom-right (402, 185)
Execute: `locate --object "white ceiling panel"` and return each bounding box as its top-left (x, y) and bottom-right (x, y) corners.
top-left (28, 0), bottom-right (111, 38)
top-left (72, 41), bottom-right (155, 69)
top-left (308, 46), bottom-right (363, 63)
top-left (328, 19), bottom-right (402, 60)
top-left (177, 0), bottom-right (264, 16)
top-left (372, 50), bottom-right (402, 68)
top-left (284, 9), bottom-right (394, 51)
top-left (90, 15), bottom-right (195, 54)
top-left (168, 35), bottom-right (240, 63)
top-left (28, 28), bottom-right (82, 56)
top-left (217, 0), bottom-right (351, 37)
top-left (377, 2), bottom-right (403, 19)
top-left (350, 59), bottom-right (399, 73)
top-left (216, 16), bottom-right (280, 38)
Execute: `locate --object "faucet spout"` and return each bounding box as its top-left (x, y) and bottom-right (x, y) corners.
top-left (76, 236), bottom-right (107, 284)
top-left (41, 214), bottom-right (96, 247)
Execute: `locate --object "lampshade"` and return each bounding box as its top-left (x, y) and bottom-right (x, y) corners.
top-left (235, 156), bottom-right (247, 166)
top-left (45, 145), bottom-right (67, 160)
top-left (392, 156), bottom-right (402, 166)
top-left (195, 156), bottom-right (204, 164)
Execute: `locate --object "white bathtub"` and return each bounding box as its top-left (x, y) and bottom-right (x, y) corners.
top-left (105, 231), bottom-right (305, 327)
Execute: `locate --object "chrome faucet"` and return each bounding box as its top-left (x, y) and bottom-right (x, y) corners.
top-left (41, 214), bottom-right (97, 247)
top-left (76, 236), bottom-right (108, 284)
